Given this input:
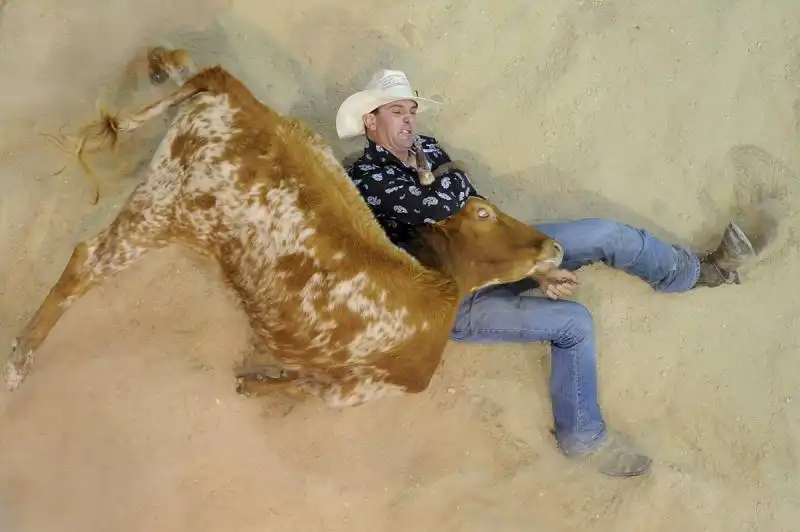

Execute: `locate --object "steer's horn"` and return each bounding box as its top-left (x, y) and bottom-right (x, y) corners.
top-left (413, 136), bottom-right (435, 186)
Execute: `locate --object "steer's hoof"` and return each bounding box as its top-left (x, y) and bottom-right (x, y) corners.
top-left (235, 363), bottom-right (296, 381)
top-left (235, 371), bottom-right (300, 399)
top-left (147, 47), bottom-right (170, 85)
top-left (5, 338), bottom-right (33, 391)
top-left (149, 69), bottom-right (169, 85)
top-left (235, 372), bottom-right (274, 397)
top-left (235, 376), bottom-right (251, 397)
top-left (147, 46), bottom-right (195, 85)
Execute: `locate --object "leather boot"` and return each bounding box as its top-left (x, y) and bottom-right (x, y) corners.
top-left (694, 222), bottom-right (756, 288)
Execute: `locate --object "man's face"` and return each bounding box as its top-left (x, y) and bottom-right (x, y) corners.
top-left (364, 100), bottom-right (418, 152)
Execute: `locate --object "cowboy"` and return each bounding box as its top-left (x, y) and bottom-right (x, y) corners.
top-left (335, 69), bottom-right (756, 477)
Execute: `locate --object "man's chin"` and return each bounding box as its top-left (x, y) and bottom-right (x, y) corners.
top-left (397, 134), bottom-right (415, 146)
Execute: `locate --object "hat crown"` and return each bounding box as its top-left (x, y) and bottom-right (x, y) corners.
top-left (335, 68), bottom-right (440, 139)
top-left (365, 69), bottom-right (414, 95)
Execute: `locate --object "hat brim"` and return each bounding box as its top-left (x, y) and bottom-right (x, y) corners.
top-left (335, 90), bottom-right (442, 139)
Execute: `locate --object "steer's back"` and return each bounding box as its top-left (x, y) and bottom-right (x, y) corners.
top-left (156, 73), bottom-right (457, 376)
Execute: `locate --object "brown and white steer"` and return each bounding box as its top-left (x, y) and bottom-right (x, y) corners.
top-left (4, 47), bottom-right (564, 407)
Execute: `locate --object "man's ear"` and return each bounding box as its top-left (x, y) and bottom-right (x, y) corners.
top-left (363, 112), bottom-right (377, 132)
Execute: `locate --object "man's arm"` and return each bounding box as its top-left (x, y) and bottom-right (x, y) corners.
top-left (348, 160), bottom-right (474, 225)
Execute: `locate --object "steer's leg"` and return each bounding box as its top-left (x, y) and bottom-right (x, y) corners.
top-left (235, 372), bottom-right (312, 417)
top-left (5, 189), bottom-right (170, 390)
top-left (234, 360), bottom-right (299, 382)
top-left (236, 372), bottom-right (303, 396)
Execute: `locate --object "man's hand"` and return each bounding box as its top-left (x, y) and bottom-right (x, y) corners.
top-left (535, 269), bottom-right (580, 300)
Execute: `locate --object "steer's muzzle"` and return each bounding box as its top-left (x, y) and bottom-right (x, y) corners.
top-left (529, 238), bottom-right (564, 275)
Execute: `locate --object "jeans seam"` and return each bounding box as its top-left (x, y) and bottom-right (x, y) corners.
top-left (463, 324), bottom-right (585, 436)
top-left (689, 252), bottom-right (701, 287)
top-left (463, 326), bottom-right (533, 335)
top-left (572, 346), bottom-right (584, 433)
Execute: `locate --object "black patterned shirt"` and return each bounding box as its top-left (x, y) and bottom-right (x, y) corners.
top-left (346, 135), bottom-right (483, 250)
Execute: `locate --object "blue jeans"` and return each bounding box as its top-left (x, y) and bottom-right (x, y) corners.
top-left (450, 218), bottom-right (701, 455)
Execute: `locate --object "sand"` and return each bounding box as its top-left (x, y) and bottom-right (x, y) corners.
top-left (1, 0), bottom-right (799, 530)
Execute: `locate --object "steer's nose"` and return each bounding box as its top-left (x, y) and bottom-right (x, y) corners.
top-left (548, 239), bottom-right (565, 267)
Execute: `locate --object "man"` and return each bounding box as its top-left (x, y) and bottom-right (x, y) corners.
top-left (335, 69), bottom-right (756, 477)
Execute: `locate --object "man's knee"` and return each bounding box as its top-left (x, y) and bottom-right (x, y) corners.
top-left (578, 218), bottom-right (626, 248)
top-left (548, 300), bottom-right (595, 348)
top-left (582, 218), bottom-right (646, 268)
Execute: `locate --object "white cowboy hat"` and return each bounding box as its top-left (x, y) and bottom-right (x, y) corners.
top-left (335, 68), bottom-right (442, 139)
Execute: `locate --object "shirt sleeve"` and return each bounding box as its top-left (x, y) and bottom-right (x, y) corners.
top-left (348, 152), bottom-right (476, 225)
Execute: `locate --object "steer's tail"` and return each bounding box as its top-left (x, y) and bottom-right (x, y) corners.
top-left (39, 47), bottom-right (203, 204)
top-left (65, 48), bottom-right (234, 202)
top-left (76, 83), bottom-right (202, 159)
top-left (78, 46), bottom-right (236, 154)
top-left (79, 46), bottom-right (199, 153)
top-left (77, 61), bottom-right (238, 160)
top-left (73, 47), bottom-right (203, 191)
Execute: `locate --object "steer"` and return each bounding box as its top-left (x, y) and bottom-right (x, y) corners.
top-left (4, 47), bottom-right (564, 407)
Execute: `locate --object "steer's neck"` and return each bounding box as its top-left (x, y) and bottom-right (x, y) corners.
top-left (406, 228), bottom-right (474, 299)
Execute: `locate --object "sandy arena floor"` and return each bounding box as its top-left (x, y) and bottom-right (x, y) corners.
top-left (1, 0), bottom-right (799, 530)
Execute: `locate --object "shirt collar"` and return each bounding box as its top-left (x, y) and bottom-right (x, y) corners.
top-left (364, 137), bottom-right (417, 168)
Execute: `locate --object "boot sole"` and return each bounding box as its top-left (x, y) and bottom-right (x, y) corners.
top-left (728, 222), bottom-right (756, 257)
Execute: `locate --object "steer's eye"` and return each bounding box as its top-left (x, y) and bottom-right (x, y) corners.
top-left (476, 208), bottom-right (491, 219)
